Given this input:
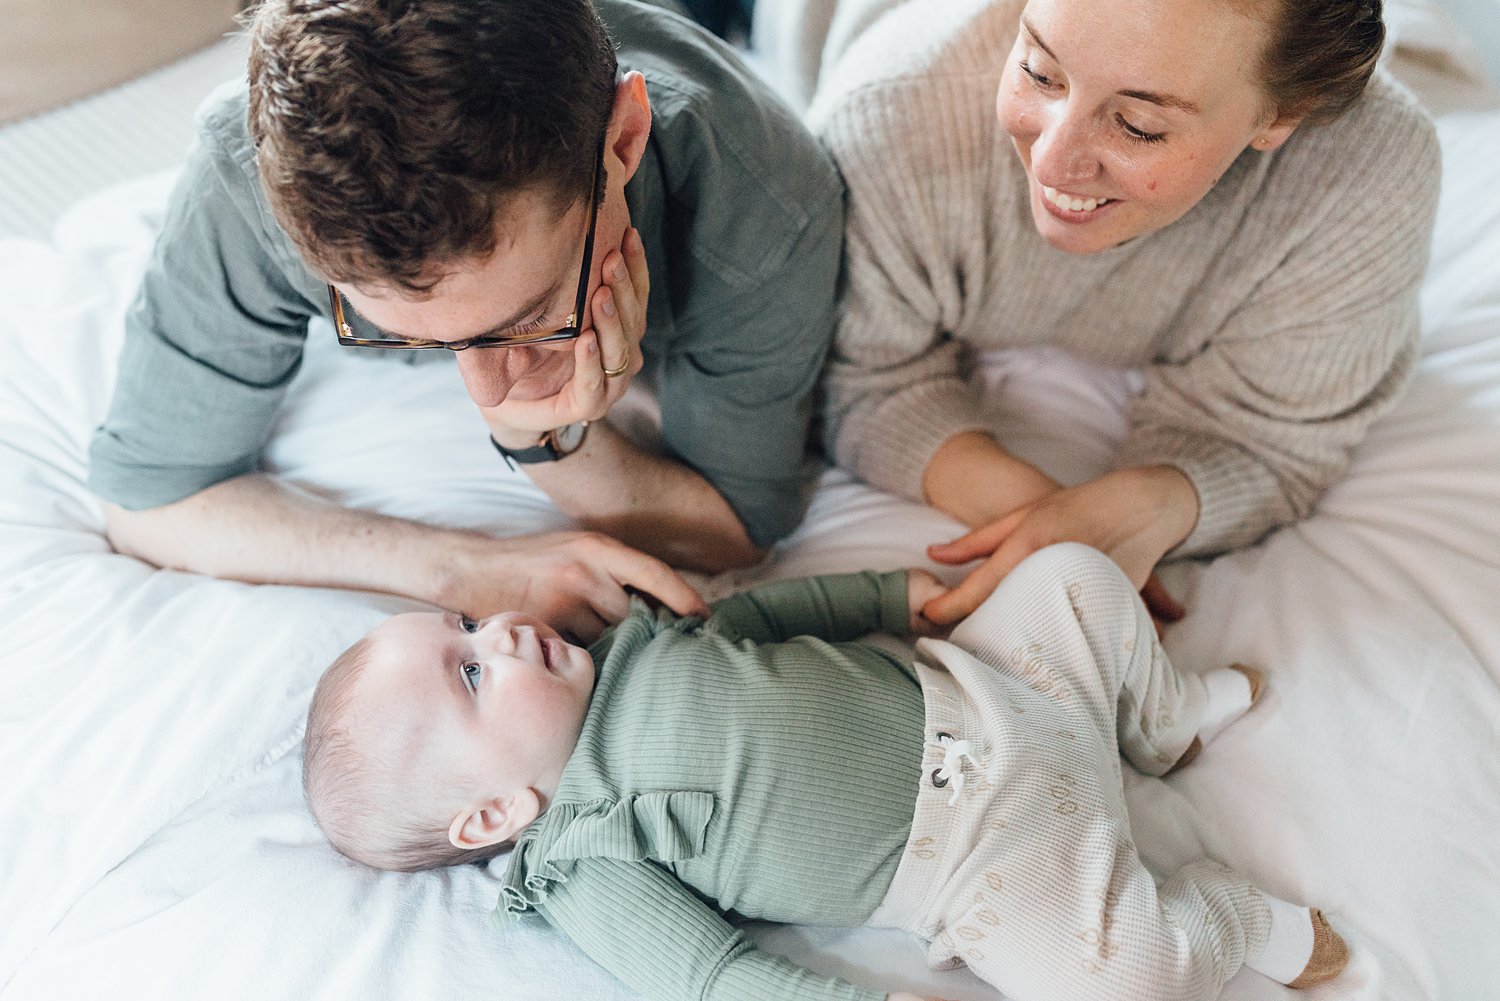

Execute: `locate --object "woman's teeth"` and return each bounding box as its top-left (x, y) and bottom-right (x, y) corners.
top-left (1043, 186), bottom-right (1113, 213)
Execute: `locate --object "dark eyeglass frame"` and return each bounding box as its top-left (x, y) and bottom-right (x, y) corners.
top-left (326, 133), bottom-right (606, 351)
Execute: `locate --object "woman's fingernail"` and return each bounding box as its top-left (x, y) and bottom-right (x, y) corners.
top-left (601, 292), bottom-right (615, 317)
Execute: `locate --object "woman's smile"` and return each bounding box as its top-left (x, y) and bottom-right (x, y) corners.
top-left (1037, 181), bottom-right (1121, 223)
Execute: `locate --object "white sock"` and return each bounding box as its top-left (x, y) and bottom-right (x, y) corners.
top-left (1245, 895), bottom-right (1315, 984)
top-left (1197, 667), bottom-right (1255, 744)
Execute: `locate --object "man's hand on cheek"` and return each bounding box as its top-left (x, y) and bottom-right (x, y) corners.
top-left (480, 227), bottom-right (650, 444)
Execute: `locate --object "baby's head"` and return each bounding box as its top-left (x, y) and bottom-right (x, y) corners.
top-left (303, 611), bottom-right (596, 871)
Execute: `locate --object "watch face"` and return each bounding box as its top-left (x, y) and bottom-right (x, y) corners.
top-left (552, 421), bottom-right (589, 455)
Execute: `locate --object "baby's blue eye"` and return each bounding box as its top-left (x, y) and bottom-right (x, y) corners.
top-left (461, 661), bottom-right (481, 692)
top-left (460, 616), bottom-right (479, 634)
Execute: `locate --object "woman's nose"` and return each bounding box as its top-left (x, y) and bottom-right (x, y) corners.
top-left (1029, 105), bottom-right (1100, 188)
top-left (455, 348), bottom-right (530, 408)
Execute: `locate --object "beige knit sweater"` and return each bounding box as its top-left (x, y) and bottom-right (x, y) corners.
top-left (808, 0), bottom-right (1440, 557)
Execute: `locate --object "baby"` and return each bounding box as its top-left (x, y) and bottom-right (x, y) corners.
top-left (303, 542), bottom-right (1348, 1001)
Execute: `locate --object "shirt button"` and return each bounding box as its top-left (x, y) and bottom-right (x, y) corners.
top-left (930, 768), bottom-right (949, 788)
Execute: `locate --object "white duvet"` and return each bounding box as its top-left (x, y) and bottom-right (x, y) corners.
top-left (3, 28), bottom-right (1499, 1001)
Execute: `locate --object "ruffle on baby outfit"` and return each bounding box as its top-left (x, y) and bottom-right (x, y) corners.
top-left (495, 790), bottom-right (716, 921)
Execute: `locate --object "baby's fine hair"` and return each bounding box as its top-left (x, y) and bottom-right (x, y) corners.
top-left (302, 631), bottom-right (508, 872)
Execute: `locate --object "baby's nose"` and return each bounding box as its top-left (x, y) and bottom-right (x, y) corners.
top-left (473, 618), bottom-right (516, 653)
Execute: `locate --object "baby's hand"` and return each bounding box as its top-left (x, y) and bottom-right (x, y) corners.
top-left (906, 569), bottom-right (950, 637)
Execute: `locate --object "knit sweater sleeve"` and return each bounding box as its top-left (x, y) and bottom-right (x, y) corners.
top-left (1117, 96), bottom-right (1441, 557)
top-left (810, 7), bottom-right (1002, 503)
top-left (707, 570), bottom-right (912, 643)
top-left (534, 857), bottom-right (885, 1001)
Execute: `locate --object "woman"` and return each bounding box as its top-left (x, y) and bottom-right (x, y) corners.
top-left (805, 0), bottom-right (1439, 623)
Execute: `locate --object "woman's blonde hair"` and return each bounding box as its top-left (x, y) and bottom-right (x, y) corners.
top-left (1257, 0), bottom-right (1385, 124)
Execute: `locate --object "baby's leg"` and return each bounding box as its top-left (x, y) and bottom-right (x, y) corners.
top-left (948, 542), bottom-right (1193, 773)
top-left (946, 542), bottom-right (1255, 775)
top-left (940, 845), bottom-right (1289, 1000)
top-left (903, 684), bottom-right (1340, 1000)
top-left (923, 545), bottom-right (1347, 995)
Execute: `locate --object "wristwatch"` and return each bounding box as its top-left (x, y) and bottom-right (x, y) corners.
top-left (490, 421), bottom-right (590, 467)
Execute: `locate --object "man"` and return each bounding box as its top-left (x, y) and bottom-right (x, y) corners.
top-left (89, 0), bottom-right (844, 639)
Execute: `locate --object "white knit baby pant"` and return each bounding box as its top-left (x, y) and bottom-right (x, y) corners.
top-left (869, 543), bottom-right (1272, 1001)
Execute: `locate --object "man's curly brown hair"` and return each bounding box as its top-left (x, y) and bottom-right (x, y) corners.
top-left (246, 0), bottom-right (617, 295)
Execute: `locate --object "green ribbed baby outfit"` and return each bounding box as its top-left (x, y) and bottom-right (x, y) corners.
top-left (495, 571), bottom-right (921, 1001)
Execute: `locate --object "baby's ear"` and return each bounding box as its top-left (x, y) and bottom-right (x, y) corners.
top-left (448, 789), bottom-right (542, 850)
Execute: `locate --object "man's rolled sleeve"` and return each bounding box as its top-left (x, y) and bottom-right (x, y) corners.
top-left (88, 132), bottom-right (314, 510)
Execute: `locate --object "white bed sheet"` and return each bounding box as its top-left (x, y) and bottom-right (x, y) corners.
top-left (3, 26), bottom-right (1500, 1001)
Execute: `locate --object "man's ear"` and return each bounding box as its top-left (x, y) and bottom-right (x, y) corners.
top-left (605, 71), bottom-right (652, 186)
top-left (447, 788), bottom-right (542, 851)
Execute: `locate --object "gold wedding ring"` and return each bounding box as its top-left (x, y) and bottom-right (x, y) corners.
top-left (601, 357), bottom-right (630, 378)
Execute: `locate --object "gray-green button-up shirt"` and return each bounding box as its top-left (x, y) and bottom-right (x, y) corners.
top-left (88, 0), bottom-right (844, 547)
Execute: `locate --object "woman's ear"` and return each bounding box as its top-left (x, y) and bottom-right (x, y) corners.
top-left (605, 71), bottom-right (652, 185)
top-left (1250, 111), bottom-right (1303, 152)
top-left (447, 788), bottom-right (542, 850)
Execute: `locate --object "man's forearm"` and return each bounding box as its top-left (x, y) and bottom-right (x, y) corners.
top-left (520, 420), bottom-right (764, 572)
top-left (104, 474), bottom-right (485, 609)
top-left (103, 472), bottom-right (712, 639)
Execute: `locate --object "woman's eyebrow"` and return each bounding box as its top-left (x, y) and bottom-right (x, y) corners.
top-left (1118, 89), bottom-right (1201, 115)
top-left (1021, 16), bottom-right (1057, 59)
top-left (1021, 17), bottom-right (1201, 115)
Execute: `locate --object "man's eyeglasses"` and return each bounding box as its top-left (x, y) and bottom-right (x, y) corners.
top-left (326, 134), bottom-right (606, 351)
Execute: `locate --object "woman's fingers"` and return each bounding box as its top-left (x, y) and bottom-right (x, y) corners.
top-left (922, 544), bottom-right (1026, 625)
top-left (1140, 573), bottom-right (1185, 622)
top-left (927, 507), bottom-right (1029, 564)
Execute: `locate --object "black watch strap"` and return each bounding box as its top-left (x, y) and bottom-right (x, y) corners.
top-left (490, 421), bottom-right (589, 469)
top-left (490, 435), bottom-right (561, 468)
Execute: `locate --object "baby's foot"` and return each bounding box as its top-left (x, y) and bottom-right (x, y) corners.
top-left (1167, 663), bottom-right (1264, 773)
top-left (1246, 900), bottom-right (1350, 988)
top-left (1231, 662), bottom-right (1266, 703)
top-left (1289, 909), bottom-right (1351, 988)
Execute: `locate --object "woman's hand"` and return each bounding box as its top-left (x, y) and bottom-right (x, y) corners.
top-left (906, 568), bottom-right (950, 637)
top-left (482, 227), bottom-right (649, 443)
top-left (921, 465), bottom-right (1198, 626)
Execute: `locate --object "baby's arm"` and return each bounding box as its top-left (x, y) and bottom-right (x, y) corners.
top-left (708, 570), bottom-right (945, 644)
top-left (533, 857), bottom-right (885, 1001)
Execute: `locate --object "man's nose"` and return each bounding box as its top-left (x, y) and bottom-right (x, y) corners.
top-left (455, 348), bottom-right (530, 408)
top-left (1030, 104), bottom-right (1100, 188)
